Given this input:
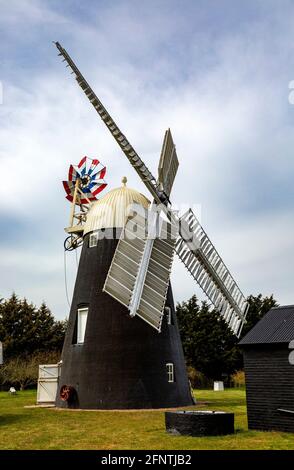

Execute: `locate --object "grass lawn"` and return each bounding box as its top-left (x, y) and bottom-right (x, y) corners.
top-left (0, 388), bottom-right (294, 450)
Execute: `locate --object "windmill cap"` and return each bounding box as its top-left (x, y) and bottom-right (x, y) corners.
top-left (83, 182), bottom-right (150, 234)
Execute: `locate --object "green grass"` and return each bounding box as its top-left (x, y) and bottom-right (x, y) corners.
top-left (0, 388), bottom-right (294, 449)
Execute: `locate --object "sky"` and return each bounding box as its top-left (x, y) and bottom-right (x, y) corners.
top-left (0, 0), bottom-right (294, 319)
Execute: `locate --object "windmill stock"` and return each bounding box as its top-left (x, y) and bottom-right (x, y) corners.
top-left (54, 41), bottom-right (248, 409)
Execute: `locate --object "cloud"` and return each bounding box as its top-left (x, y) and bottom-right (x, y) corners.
top-left (0, 0), bottom-right (62, 26)
top-left (0, 1), bottom-right (294, 318)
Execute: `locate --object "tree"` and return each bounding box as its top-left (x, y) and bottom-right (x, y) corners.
top-left (176, 293), bottom-right (277, 380)
top-left (0, 351), bottom-right (61, 390)
top-left (177, 296), bottom-right (237, 379)
top-left (0, 293), bottom-right (67, 360)
top-left (240, 294), bottom-right (277, 338)
top-left (31, 302), bottom-right (66, 352)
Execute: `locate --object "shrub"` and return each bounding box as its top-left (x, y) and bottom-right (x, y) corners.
top-left (187, 366), bottom-right (213, 389)
top-left (231, 370), bottom-right (245, 387)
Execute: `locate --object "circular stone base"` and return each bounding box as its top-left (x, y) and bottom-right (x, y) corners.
top-left (165, 410), bottom-right (234, 436)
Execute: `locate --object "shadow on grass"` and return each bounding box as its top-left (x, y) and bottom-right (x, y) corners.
top-left (0, 414), bottom-right (32, 426)
top-left (199, 399), bottom-right (245, 407)
top-left (235, 428), bottom-right (245, 434)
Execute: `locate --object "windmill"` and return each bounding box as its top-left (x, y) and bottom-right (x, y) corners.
top-left (54, 42), bottom-right (248, 409)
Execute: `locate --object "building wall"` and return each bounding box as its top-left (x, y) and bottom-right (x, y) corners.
top-left (56, 229), bottom-right (193, 409)
top-left (243, 345), bottom-right (294, 432)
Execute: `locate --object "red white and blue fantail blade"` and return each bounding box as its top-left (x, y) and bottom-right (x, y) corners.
top-left (91, 166), bottom-right (106, 180)
top-left (63, 180), bottom-right (75, 195)
top-left (63, 156), bottom-right (107, 204)
top-left (92, 182), bottom-right (107, 196)
top-left (88, 158), bottom-right (100, 176)
top-left (78, 156), bottom-right (87, 176)
top-left (68, 164), bottom-right (79, 181)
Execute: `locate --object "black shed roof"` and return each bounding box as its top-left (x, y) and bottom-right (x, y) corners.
top-left (239, 305), bottom-right (294, 346)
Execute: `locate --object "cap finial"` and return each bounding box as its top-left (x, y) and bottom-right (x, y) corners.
top-left (122, 176), bottom-right (127, 187)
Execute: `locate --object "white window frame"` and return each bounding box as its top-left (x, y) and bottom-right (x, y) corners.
top-left (77, 307), bottom-right (88, 344)
top-left (89, 232), bottom-right (98, 248)
top-left (166, 362), bottom-right (174, 383)
top-left (165, 306), bottom-right (172, 325)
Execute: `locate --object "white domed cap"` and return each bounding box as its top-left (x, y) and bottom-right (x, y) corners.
top-left (83, 178), bottom-right (150, 235)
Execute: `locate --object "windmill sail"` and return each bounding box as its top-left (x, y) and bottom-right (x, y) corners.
top-left (137, 230), bottom-right (175, 330)
top-left (103, 209), bottom-right (176, 331)
top-left (158, 129), bottom-right (179, 197)
top-left (176, 209), bottom-right (248, 337)
top-left (54, 42), bottom-right (160, 202)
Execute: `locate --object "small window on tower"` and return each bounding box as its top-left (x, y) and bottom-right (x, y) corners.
top-left (165, 306), bottom-right (172, 325)
top-left (89, 232), bottom-right (98, 248)
top-left (77, 307), bottom-right (88, 344)
top-left (166, 362), bottom-right (174, 383)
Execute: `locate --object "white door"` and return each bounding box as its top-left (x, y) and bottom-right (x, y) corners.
top-left (37, 364), bottom-right (60, 404)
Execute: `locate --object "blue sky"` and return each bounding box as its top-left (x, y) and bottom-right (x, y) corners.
top-left (0, 0), bottom-right (294, 319)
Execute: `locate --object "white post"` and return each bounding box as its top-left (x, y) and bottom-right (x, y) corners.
top-left (214, 381), bottom-right (224, 391)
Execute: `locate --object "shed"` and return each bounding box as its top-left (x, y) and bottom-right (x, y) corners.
top-left (239, 305), bottom-right (294, 433)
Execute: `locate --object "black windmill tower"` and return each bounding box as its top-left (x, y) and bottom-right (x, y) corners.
top-left (54, 42), bottom-right (248, 409)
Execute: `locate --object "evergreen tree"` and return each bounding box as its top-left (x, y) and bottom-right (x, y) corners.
top-left (33, 302), bottom-right (66, 352)
top-left (0, 293), bottom-right (66, 359)
top-left (240, 294), bottom-right (277, 337)
top-left (176, 293), bottom-right (277, 380)
top-left (177, 296), bottom-right (237, 379)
